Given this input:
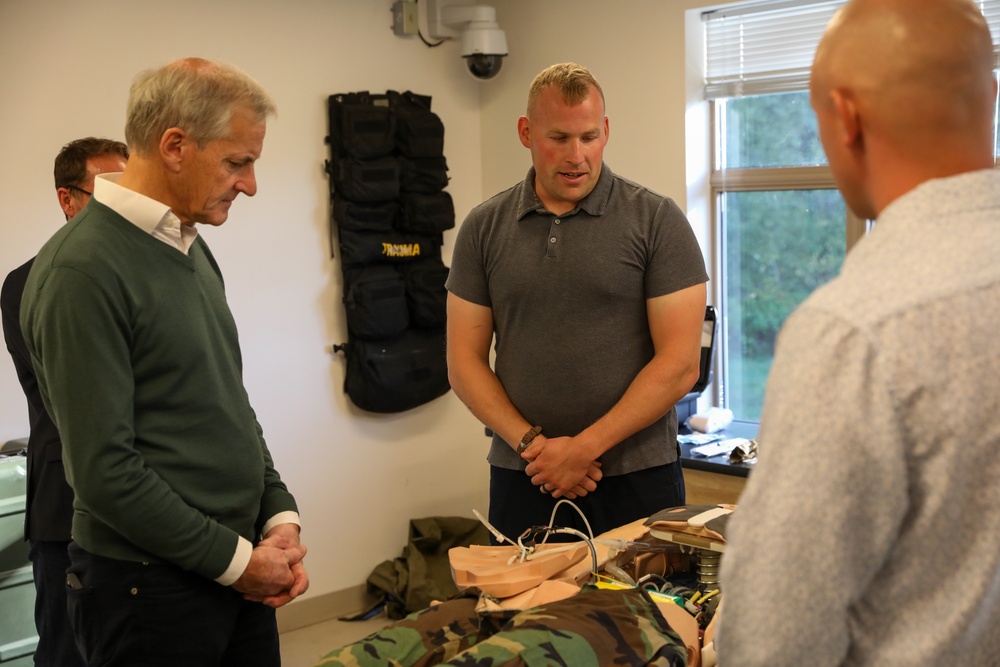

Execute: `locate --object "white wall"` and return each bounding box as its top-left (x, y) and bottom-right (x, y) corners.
top-left (0, 0), bottom-right (738, 605)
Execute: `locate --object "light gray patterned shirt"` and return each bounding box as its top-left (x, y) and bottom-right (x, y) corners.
top-left (717, 169), bottom-right (1000, 666)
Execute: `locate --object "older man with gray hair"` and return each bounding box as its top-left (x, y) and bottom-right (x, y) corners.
top-left (21, 58), bottom-right (307, 666)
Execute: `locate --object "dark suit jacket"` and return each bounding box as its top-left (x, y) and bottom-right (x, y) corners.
top-left (2, 257), bottom-right (74, 542)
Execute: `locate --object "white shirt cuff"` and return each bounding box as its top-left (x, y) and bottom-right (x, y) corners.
top-left (215, 536), bottom-right (254, 587)
top-left (262, 511), bottom-right (301, 537)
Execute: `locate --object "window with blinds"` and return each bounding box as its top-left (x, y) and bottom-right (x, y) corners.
top-left (703, 0), bottom-right (1000, 421)
top-left (704, 0), bottom-right (1000, 99)
top-left (703, 0), bottom-right (844, 421)
top-left (703, 1), bottom-right (843, 98)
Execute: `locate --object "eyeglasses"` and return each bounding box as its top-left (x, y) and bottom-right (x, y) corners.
top-left (65, 185), bottom-right (93, 197)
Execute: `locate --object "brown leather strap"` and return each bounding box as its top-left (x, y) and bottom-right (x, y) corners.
top-left (516, 425), bottom-right (543, 453)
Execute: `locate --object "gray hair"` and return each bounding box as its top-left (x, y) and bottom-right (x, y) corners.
top-left (125, 57), bottom-right (276, 154)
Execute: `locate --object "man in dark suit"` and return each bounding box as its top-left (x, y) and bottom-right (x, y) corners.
top-left (1, 137), bottom-right (128, 667)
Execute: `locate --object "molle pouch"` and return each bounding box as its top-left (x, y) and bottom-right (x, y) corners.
top-left (343, 328), bottom-right (451, 413)
top-left (393, 105), bottom-right (445, 158)
top-left (400, 156), bottom-right (449, 194)
top-left (329, 89), bottom-right (454, 415)
top-left (343, 265), bottom-right (409, 339)
top-left (400, 191), bottom-right (455, 233)
top-left (328, 93), bottom-right (397, 159)
top-left (332, 196), bottom-right (398, 233)
top-left (402, 260), bottom-right (449, 329)
top-left (338, 229), bottom-right (442, 267)
top-left (333, 156), bottom-right (400, 203)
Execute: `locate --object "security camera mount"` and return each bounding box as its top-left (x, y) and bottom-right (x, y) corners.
top-left (426, 0), bottom-right (508, 78)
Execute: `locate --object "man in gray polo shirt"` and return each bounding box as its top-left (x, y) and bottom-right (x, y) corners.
top-left (446, 62), bottom-right (708, 542)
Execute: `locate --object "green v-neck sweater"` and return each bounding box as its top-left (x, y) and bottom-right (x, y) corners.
top-left (21, 200), bottom-right (297, 581)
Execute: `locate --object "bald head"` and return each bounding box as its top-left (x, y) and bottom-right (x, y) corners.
top-left (814, 0), bottom-right (994, 121)
top-left (811, 0), bottom-right (996, 216)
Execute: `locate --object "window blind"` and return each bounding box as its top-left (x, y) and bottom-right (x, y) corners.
top-left (980, 1), bottom-right (1000, 43)
top-left (704, 0), bottom-right (1000, 99)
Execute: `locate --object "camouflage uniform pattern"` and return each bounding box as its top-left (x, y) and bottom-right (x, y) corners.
top-left (315, 585), bottom-right (687, 666)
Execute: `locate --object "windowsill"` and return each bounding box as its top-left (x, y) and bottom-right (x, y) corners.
top-left (679, 420), bottom-right (758, 478)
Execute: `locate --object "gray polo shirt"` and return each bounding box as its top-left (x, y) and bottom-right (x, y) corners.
top-left (447, 164), bottom-right (708, 476)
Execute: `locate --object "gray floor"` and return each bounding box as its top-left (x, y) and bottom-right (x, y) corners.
top-left (279, 613), bottom-right (391, 667)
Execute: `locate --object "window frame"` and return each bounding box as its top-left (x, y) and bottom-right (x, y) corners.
top-left (707, 98), bottom-right (868, 417)
top-left (699, 0), bottom-right (1000, 420)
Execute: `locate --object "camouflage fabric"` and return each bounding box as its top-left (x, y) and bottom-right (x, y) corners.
top-left (316, 585), bottom-right (687, 666)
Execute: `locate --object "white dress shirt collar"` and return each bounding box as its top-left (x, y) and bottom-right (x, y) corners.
top-left (93, 173), bottom-right (198, 254)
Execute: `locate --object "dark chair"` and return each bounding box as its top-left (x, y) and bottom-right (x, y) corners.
top-left (675, 305), bottom-right (717, 425)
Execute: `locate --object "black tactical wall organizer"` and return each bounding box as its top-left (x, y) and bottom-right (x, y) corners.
top-left (326, 90), bottom-right (454, 413)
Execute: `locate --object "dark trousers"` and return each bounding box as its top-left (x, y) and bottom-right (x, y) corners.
top-left (28, 540), bottom-right (87, 667)
top-left (66, 542), bottom-right (280, 667)
top-left (488, 459), bottom-right (686, 545)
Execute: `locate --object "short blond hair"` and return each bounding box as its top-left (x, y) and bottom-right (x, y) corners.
top-left (526, 63), bottom-right (605, 116)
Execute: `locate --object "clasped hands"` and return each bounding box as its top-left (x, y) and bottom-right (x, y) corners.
top-left (520, 435), bottom-right (602, 499)
top-left (232, 523), bottom-right (310, 608)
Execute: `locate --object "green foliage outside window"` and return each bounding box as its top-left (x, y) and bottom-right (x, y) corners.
top-left (722, 91), bottom-right (826, 168)
top-left (724, 189), bottom-right (846, 420)
top-left (720, 92), bottom-right (846, 419)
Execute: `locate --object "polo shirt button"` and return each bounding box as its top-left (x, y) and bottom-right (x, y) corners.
top-left (549, 237), bottom-right (557, 243)
top-left (130, 587), bottom-right (138, 595)
top-left (554, 219), bottom-right (561, 224)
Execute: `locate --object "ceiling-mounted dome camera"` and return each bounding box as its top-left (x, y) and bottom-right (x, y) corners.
top-left (465, 54), bottom-right (503, 80)
top-left (427, 0), bottom-right (508, 80)
top-left (460, 19), bottom-right (507, 79)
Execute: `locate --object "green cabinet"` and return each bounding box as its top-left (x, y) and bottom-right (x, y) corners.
top-left (0, 453), bottom-right (36, 666)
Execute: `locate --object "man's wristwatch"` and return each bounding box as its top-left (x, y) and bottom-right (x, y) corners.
top-left (516, 425), bottom-right (542, 453)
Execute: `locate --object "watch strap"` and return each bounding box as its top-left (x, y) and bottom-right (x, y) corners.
top-left (516, 425), bottom-right (543, 453)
